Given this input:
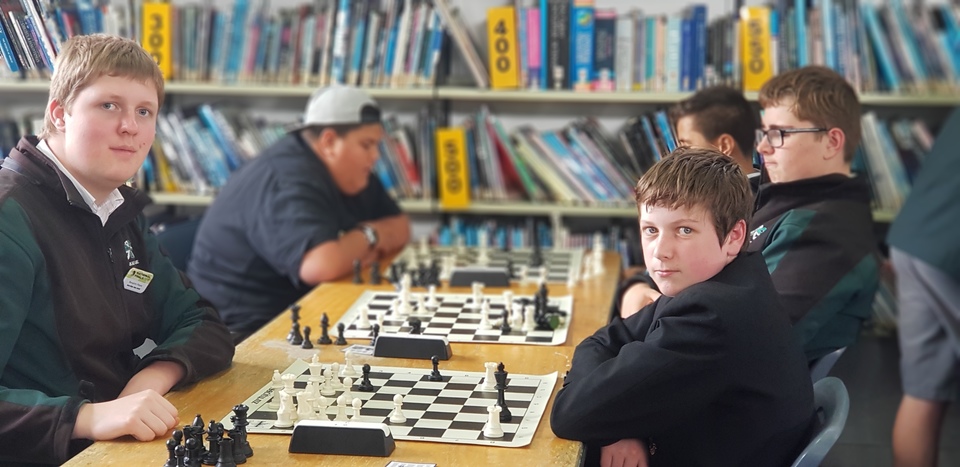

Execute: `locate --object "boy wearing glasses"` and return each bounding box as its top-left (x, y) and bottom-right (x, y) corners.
top-left (620, 66), bottom-right (878, 363)
top-left (750, 66), bottom-right (879, 362)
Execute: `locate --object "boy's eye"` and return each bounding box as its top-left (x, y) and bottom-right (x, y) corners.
top-left (138, 108), bottom-right (152, 117)
top-left (101, 103), bottom-right (116, 110)
top-left (642, 227), bottom-right (657, 235)
top-left (679, 227), bottom-right (693, 235)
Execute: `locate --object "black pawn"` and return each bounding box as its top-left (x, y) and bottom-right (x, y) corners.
top-left (164, 437), bottom-right (179, 467)
top-left (495, 362), bottom-right (512, 422)
top-left (289, 304), bottom-right (301, 324)
top-left (288, 322), bottom-right (303, 346)
top-left (371, 261), bottom-right (382, 285)
top-left (389, 263), bottom-right (400, 284)
top-left (185, 437), bottom-right (201, 467)
top-left (408, 317), bottom-right (422, 335)
top-left (428, 355), bottom-right (443, 381)
top-left (318, 313), bottom-right (332, 345)
top-left (228, 429), bottom-right (247, 464)
top-left (500, 308), bottom-right (512, 334)
top-left (370, 323), bottom-right (380, 346)
top-left (216, 438), bottom-right (237, 467)
top-left (301, 326), bottom-right (314, 349)
top-left (358, 363), bottom-right (375, 392)
top-left (172, 429), bottom-right (184, 446)
top-left (335, 322), bottom-right (348, 345)
top-left (353, 259), bottom-right (364, 284)
top-left (505, 258), bottom-right (515, 280)
top-left (174, 444), bottom-right (187, 467)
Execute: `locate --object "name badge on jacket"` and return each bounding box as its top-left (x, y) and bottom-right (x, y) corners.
top-left (123, 268), bottom-right (154, 293)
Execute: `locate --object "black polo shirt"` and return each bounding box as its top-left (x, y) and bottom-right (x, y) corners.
top-left (188, 133), bottom-right (401, 334)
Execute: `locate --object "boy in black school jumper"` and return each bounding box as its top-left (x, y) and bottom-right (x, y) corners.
top-left (551, 148), bottom-right (814, 467)
top-left (0, 35), bottom-right (234, 465)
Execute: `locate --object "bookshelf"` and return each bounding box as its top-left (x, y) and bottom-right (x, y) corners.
top-left (2, 80), bottom-right (959, 107)
top-left (148, 192), bottom-right (898, 223)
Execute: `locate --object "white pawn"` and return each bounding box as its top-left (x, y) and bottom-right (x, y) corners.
top-left (343, 353), bottom-right (358, 377)
top-left (356, 305), bottom-right (371, 329)
top-left (341, 377), bottom-right (353, 402)
top-left (538, 266), bottom-right (548, 285)
top-left (416, 294), bottom-right (429, 315)
top-left (418, 236), bottom-right (430, 257)
top-left (425, 285), bottom-right (439, 309)
top-left (481, 362), bottom-right (498, 391)
top-left (518, 265), bottom-right (529, 284)
top-left (330, 363), bottom-right (342, 388)
top-left (275, 391), bottom-right (295, 428)
top-left (267, 370), bottom-right (282, 409)
top-left (483, 404), bottom-right (504, 438)
top-left (351, 398), bottom-right (363, 421)
top-left (501, 291), bottom-right (514, 309)
top-left (511, 302), bottom-right (524, 329)
top-left (389, 394), bottom-right (407, 423)
top-left (316, 395), bottom-right (330, 420)
top-left (321, 369), bottom-right (335, 396)
top-left (335, 395), bottom-right (348, 421)
top-left (523, 304), bottom-right (537, 332)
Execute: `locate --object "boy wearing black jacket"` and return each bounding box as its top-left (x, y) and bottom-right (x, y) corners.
top-left (551, 148), bottom-right (814, 467)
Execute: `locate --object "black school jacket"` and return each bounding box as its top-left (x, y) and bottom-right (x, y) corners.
top-left (552, 253), bottom-right (814, 467)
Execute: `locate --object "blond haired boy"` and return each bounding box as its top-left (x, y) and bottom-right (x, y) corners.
top-left (552, 148), bottom-right (813, 467)
top-left (0, 35), bottom-right (233, 464)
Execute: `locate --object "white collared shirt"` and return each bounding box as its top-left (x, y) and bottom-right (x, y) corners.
top-left (36, 140), bottom-right (125, 226)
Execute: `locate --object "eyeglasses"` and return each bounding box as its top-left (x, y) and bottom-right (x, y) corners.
top-left (755, 128), bottom-right (828, 148)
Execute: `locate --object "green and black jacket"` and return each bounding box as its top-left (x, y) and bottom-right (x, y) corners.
top-left (0, 137), bottom-right (234, 465)
top-left (749, 174), bottom-right (880, 361)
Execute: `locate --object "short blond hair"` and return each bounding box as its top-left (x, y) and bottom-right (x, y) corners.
top-left (40, 34), bottom-right (164, 139)
top-left (635, 147), bottom-right (753, 245)
top-left (758, 66), bottom-right (861, 162)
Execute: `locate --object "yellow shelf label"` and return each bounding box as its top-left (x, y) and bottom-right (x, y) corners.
top-left (142, 2), bottom-right (174, 79)
top-left (741, 6), bottom-right (773, 92)
top-left (487, 6), bottom-right (520, 89)
top-left (436, 127), bottom-right (470, 209)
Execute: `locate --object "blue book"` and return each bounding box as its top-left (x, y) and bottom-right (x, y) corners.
top-left (348, 2), bottom-right (368, 85)
top-left (795, 0), bottom-right (807, 67)
top-left (330, 0), bottom-right (352, 84)
top-left (224, 0), bottom-right (250, 83)
top-left (539, 0), bottom-right (549, 89)
top-left (889, 0), bottom-right (928, 83)
top-left (570, 2), bottom-right (594, 90)
top-left (75, 0), bottom-right (99, 34)
top-left (689, 5), bottom-right (707, 89)
top-left (822, 0), bottom-right (837, 70)
top-left (422, 11), bottom-right (444, 85)
top-left (640, 115), bottom-right (663, 161)
top-left (679, 17), bottom-right (694, 91)
top-left (861, 4), bottom-right (900, 92)
top-left (654, 110), bottom-right (677, 152)
top-left (382, 0), bottom-right (401, 86)
top-left (0, 19), bottom-right (20, 73)
top-left (465, 125), bottom-right (480, 196)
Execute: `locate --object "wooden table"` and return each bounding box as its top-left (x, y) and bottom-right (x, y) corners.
top-left (65, 252), bottom-right (622, 466)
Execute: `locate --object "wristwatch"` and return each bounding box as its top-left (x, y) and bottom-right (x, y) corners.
top-left (359, 224), bottom-right (379, 249)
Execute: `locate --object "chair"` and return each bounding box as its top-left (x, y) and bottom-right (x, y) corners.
top-left (153, 217), bottom-right (203, 272)
top-left (809, 347), bottom-right (847, 382)
top-left (791, 376), bottom-right (850, 467)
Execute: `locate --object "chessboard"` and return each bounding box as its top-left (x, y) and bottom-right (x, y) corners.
top-left (392, 245), bottom-right (585, 284)
top-left (336, 290), bottom-right (575, 345)
top-left (222, 360), bottom-right (558, 448)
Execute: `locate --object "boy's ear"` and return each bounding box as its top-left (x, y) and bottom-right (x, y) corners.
top-left (723, 219), bottom-right (748, 256)
top-left (714, 134), bottom-right (736, 156)
top-left (48, 99), bottom-right (66, 130)
top-left (823, 128), bottom-right (846, 161)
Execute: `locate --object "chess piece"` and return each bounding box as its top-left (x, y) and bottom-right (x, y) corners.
top-left (481, 361), bottom-right (497, 391)
top-left (351, 398), bottom-right (363, 421)
top-left (185, 437), bottom-right (200, 466)
top-left (335, 322), bottom-right (348, 345)
top-left (358, 363), bottom-right (375, 392)
top-left (203, 421), bottom-right (222, 465)
top-left (500, 308), bottom-right (512, 334)
top-left (335, 395), bottom-right (348, 421)
top-left (353, 259), bottom-right (363, 284)
top-left (522, 305), bottom-right (536, 332)
top-left (483, 404), bottom-right (504, 438)
top-left (173, 444), bottom-right (187, 467)
top-left (505, 258), bottom-right (515, 280)
top-left (275, 391), bottom-right (295, 428)
top-left (297, 391), bottom-right (315, 421)
top-left (267, 370), bottom-right (282, 410)
top-left (495, 362), bottom-right (512, 422)
top-left (356, 305), bottom-right (371, 329)
top-left (408, 317), bottom-right (422, 335)
top-left (231, 404), bottom-right (253, 458)
top-left (343, 353), bottom-right (358, 377)
top-left (289, 304), bottom-right (301, 324)
top-left (389, 394), bottom-right (407, 423)
top-left (370, 323), bottom-right (380, 346)
top-left (287, 321), bottom-right (302, 346)
top-left (318, 313), bottom-right (332, 345)
top-left (341, 377), bottom-right (353, 402)
top-left (370, 260), bottom-right (381, 285)
top-left (479, 299), bottom-right (492, 330)
top-left (229, 427), bottom-right (247, 464)
top-left (425, 285), bottom-right (439, 309)
top-left (316, 395), bottom-right (330, 421)
top-left (216, 437), bottom-right (237, 467)
top-left (429, 355), bottom-right (443, 381)
top-left (301, 326), bottom-right (314, 349)
top-left (164, 437), bottom-right (179, 467)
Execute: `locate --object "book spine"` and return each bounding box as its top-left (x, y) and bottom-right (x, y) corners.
top-left (570, 0), bottom-right (594, 91)
top-left (546, 0), bottom-right (569, 90)
top-left (592, 8), bottom-right (615, 91)
top-left (615, 14), bottom-right (634, 91)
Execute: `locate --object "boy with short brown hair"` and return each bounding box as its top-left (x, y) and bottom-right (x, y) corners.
top-left (0, 34), bottom-right (233, 465)
top-left (552, 148), bottom-right (813, 467)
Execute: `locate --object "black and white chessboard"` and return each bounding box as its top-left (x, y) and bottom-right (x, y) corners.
top-left (393, 246), bottom-right (584, 284)
top-left (222, 360), bottom-right (557, 448)
top-left (337, 290), bottom-right (574, 345)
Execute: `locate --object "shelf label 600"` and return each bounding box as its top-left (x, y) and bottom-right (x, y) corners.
top-left (436, 127), bottom-right (470, 208)
top-left (142, 2), bottom-right (173, 79)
